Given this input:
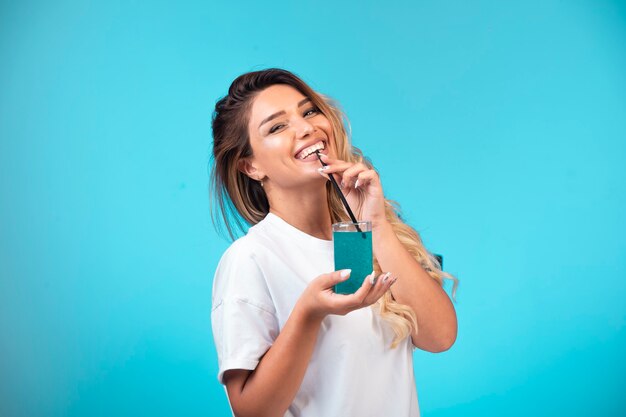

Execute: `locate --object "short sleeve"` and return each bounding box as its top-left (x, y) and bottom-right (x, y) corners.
top-left (211, 240), bottom-right (279, 384)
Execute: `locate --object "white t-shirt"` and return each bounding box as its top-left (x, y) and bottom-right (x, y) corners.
top-left (211, 212), bottom-right (420, 417)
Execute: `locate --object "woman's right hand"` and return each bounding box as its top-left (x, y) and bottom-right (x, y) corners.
top-left (297, 269), bottom-right (398, 321)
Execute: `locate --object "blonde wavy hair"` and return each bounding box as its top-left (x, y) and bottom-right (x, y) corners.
top-left (210, 68), bottom-right (458, 348)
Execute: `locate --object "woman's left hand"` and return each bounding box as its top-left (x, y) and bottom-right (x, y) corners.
top-left (317, 153), bottom-right (387, 227)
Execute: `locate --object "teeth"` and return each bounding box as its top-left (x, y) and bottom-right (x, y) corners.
top-left (297, 141), bottom-right (325, 160)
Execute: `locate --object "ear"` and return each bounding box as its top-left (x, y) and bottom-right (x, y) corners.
top-left (237, 157), bottom-right (265, 181)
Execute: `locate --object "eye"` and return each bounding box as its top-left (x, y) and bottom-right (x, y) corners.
top-left (304, 107), bottom-right (319, 117)
top-left (269, 123), bottom-right (285, 134)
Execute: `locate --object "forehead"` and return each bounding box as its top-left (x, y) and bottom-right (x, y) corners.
top-left (249, 84), bottom-right (307, 123)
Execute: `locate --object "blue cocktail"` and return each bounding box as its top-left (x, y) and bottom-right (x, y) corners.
top-left (333, 221), bottom-right (373, 294)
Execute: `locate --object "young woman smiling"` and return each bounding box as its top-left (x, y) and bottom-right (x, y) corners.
top-left (209, 68), bottom-right (458, 417)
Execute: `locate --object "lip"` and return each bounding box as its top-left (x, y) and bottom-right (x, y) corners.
top-left (294, 139), bottom-right (328, 160)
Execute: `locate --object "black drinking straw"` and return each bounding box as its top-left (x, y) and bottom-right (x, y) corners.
top-left (315, 150), bottom-right (365, 237)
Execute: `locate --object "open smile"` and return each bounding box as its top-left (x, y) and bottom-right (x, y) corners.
top-left (294, 140), bottom-right (329, 162)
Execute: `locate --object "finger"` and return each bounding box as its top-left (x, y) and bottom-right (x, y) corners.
top-left (317, 165), bottom-right (352, 190)
top-left (318, 269), bottom-right (352, 289)
top-left (316, 168), bottom-right (331, 181)
top-left (363, 272), bottom-right (397, 305)
top-left (354, 170), bottom-right (380, 189)
top-left (331, 270), bottom-right (376, 309)
top-left (320, 154), bottom-right (370, 172)
top-left (340, 163), bottom-right (370, 188)
top-left (367, 270), bottom-right (378, 285)
top-left (318, 161), bottom-right (353, 175)
top-left (318, 160), bottom-right (369, 188)
top-left (360, 272), bottom-right (387, 304)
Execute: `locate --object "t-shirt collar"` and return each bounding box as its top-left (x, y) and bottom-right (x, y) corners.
top-left (261, 212), bottom-right (333, 253)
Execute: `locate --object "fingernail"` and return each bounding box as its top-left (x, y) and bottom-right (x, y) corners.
top-left (317, 169), bottom-right (330, 180)
top-left (340, 269), bottom-right (352, 278)
top-left (318, 166), bottom-right (329, 171)
top-left (354, 179), bottom-right (360, 188)
top-left (382, 272), bottom-right (392, 284)
top-left (368, 270), bottom-right (376, 285)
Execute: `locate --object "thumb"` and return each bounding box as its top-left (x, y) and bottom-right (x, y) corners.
top-left (319, 269), bottom-right (351, 288)
top-left (316, 168), bottom-right (331, 181)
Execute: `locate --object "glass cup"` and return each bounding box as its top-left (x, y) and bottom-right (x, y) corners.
top-left (332, 221), bottom-right (373, 294)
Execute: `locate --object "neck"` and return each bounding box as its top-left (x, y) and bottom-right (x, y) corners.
top-left (266, 184), bottom-right (332, 241)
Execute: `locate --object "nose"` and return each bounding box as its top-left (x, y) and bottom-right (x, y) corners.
top-left (294, 117), bottom-right (315, 138)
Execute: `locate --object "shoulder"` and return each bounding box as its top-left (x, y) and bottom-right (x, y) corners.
top-left (212, 233), bottom-right (274, 311)
top-left (215, 226), bottom-right (274, 275)
top-left (218, 234), bottom-right (259, 265)
top-left (217, 217), bottom-right (273, 261)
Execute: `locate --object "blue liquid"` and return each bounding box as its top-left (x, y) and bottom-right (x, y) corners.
top-left (333, 230), bottom-right (373, 294)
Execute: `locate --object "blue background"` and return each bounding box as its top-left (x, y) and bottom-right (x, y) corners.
top-left (1, 1), bottom-right (625, 416)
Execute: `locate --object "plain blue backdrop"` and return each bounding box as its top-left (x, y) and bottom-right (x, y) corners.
top-left (1, 1), bottom-right (625, 416)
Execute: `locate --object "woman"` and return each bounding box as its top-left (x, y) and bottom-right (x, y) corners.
top-left (209, 68), bottom-right (458, 417)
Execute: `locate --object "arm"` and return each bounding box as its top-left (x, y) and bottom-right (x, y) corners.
top-left (223, 269), bottom-right (395, 417)
top-left (316, 153), bottom-right (457, 353)
top-left (224, 302), bottom-right (322, 417)
top-left (372, 220), bottom-right (457, 352)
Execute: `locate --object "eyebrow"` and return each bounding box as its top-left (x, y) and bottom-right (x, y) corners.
top-left (258, 97), bottom-right (312, 130)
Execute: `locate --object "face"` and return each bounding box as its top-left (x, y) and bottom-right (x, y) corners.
top-left (241, 84), bottom-right (335, 189)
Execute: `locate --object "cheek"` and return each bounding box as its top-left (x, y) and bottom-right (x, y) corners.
top-left (315, 117), bottom-right (333, 137)
top-left (317, 118), bottom-right (335, 147)
top-left (262, 136), bottom-right (290, 152)
top-left (255, 136), bottom-right (293, 165)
